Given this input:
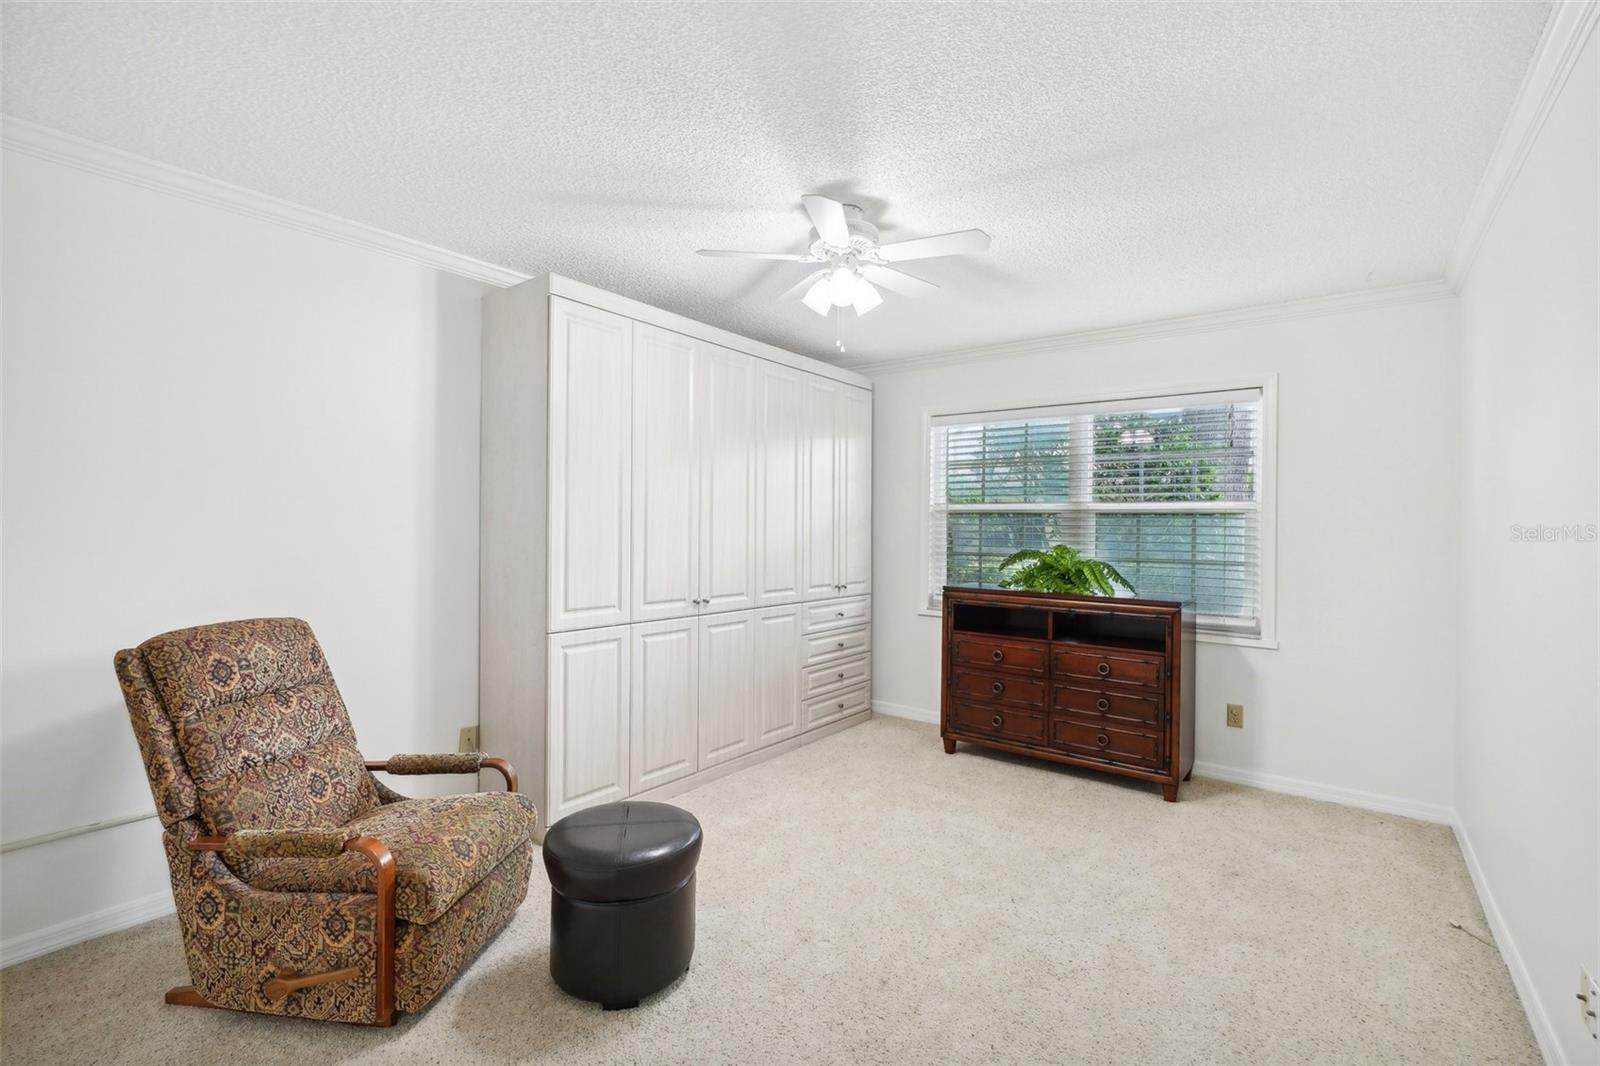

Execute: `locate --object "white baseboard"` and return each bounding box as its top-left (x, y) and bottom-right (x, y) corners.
top-left (1453, 817), bottom-right (1562, 1066)
top-left (0, 890), bottom-right (174, 969)
top-left (1190, 760), bottom-right (1454, 825)
top-left (871, 699), bottom-right (938, 724)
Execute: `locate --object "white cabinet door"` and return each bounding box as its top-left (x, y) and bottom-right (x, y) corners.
top-left (698, 343), bottom-right (757, 613)
top-left (837, 384), bottom-right (873, 597)
top-left (548, 298), bottom-right (632, 632)
top-left (547, 626), bottom-right (630, 821)
top-left (752, 604), bottom-right (801, 748)
top-left (801, 375), bottom-right (841, 599)
top-left (629, 618), bottom-right (698, 793)
top-left (754, 362), bottom-right (804, 607)
top-left (698, 611), bottom-right (755, 768)
top-left (631, 324), bottom-right (700, 622)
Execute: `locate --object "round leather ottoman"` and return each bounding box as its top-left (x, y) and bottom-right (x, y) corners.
top-left (542, 800), bottom-right (701, 1010)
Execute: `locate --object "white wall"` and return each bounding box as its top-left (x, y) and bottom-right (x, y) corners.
top-left (0, 147), bottom-right (490, 960)
top-left (869, 294), bottom-right (1460, 819)
top-left (1455, 27), bottom-right (1598, 1066)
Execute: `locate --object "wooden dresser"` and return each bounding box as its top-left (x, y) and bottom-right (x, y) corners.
top-left (939, 587), bottom-right (1195, 801)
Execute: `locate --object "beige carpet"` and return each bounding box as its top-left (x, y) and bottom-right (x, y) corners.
top-left (1, 717), bottom-right (1537, 1065)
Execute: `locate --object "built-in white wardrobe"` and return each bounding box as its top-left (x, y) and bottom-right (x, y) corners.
top-left (480, 275), bottom-right (872, 826)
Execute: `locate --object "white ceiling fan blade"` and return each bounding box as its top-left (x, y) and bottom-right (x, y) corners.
top-left (876, 229), bottom-right (991, 262)
top-left (861, 265), bottom-right (938, 297)
top-left (697, 249), bottom-right (811, 260)
top-left (851, 279), bottom-right (883, 316)
top-left (800, 277), bottom-right (834, 316)
top-left (801, 194), bottom-right (851, 247)
top-left (779, 269), bottom-right (828, 301)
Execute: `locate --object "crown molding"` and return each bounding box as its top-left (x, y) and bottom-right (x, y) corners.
top-left (1, 116), bottom-right (533, 288)
top-left (1445, 1), bottom-right (1599, 289)
top-left (853, 278), bottom-right (1455, 376)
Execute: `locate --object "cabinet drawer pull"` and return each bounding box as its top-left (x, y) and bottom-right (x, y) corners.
top-left (991, 681), bottom-right (1004, 695)
top-left (1096, 662), bottom-right (1111, 677)
top-left (836, 641), bottom-right (845, 648)
top-left (837, 672), bottom-right (845, 679)
top-left (1096, 697), bottom-right (1109, 711)
top-left (838, 702), bottom-right (845, 709)
top-left (1096, 733), bottom-right (1110, 747)
top-left (836, 611), bottom-right (845, 618)
top-left (991, 714), bottom-right (1003, 728)
top-left (991, 649), bottom-right (1004, 662)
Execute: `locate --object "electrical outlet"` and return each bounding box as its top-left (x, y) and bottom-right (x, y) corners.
top-left (1579, 967), bottom-right (1598, 1036)
top-left (458, 726), bottom-right (479, 753)
top-left (1226, 703), bottom-right (1245, 728)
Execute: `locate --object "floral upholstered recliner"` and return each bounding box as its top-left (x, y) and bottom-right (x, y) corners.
top-left (115, 617), bottom-right (538, 1026)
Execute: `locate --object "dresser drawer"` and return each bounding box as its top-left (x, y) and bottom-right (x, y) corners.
top-left (948, 700), bottom-right (1046, 744)
top-left (802, 653), bottom-right (869, 699)
top-left (951, 635), bottom-right (1048, 676)
top-left (803, 596), bottom-right (871, 633)
top-left (804, 681), bottom-right (871, 728)
top-left (1052, 683), bottom-right (1162, 729)
top-left (803, 625), bottom-right (870, 665)
top-left (951, 669), bottom-right (1047, 709)
top-left (1053, 647), bottom-right (1164, 689)
top-left (1049, 717), bottom-right (1163, 768)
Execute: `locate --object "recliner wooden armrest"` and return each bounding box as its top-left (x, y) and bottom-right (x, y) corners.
top-left (365, 753), bottom-right (518, 793)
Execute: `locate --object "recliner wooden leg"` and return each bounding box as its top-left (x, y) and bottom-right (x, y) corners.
top-left (165, 985), bottom-right (222, 1010)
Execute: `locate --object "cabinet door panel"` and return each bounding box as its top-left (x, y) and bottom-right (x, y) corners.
top-left (632, 324), bottom-right (700, 622)
top-left (801, 375), bottom-right (840, 599)
top-left (699, 344), bottom-right (757, 613)
top-left (630, 618), bottom-right (698, 793)
top-left (698, 611), bottom-right (755, 767)
top-left (547, 626), bottom-right (630, 821)
top-left (753, 605), bottom-right (802, 747)
top-left (838, 385), bottom-right (873, 596)
top-left (548, 299), bottom-right (632, 631)
top-left (755, 363), bottom-right (804, 606)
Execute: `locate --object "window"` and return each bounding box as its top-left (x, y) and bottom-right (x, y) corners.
top-left (927, 387), bottom-right (1271, 639)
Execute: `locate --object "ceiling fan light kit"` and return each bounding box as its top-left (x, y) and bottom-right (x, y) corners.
top-left (697, 193), bottom-right (991, 325)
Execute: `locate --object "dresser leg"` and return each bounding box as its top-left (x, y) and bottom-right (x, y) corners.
top-left (1162, 783), bottom-right (1178, 802)
top-left (1183, 768), bottom-right (1192, 781)
top-left (942, 737), bottom-right (956, 754)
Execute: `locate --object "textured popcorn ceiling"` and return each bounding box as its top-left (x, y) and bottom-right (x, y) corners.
top-left (2, 2), bottom-right (1550, 366)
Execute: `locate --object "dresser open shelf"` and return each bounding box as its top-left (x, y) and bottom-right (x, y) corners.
top-left (940, 587), bottom-right (1195, 801)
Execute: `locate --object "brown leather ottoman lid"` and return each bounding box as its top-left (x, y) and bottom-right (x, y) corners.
top-left (542, 801), bottom-right (702, 903)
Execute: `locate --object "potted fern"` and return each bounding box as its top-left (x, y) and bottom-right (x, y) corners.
top-left (996, 544), bottom-right (1135, 597)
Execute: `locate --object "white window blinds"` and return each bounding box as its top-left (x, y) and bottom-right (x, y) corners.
top-left (928, 388), bottom-right (1265, 636)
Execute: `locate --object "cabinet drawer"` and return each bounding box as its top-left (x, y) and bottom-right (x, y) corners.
top-left (1053, 647), bottom-right (1164, 689)
top-left (951, 635), bottom-right (1047, 676)
top-left (1052, 684), bottom-right (1162, 729)
top-left (948, 700), bottom-right (1046, 744)
top-left (804, 681), bottom-right (870, 729)
top-left (802, 653), bottom-right (869, 699)
top-left (951, 669), bottom-right (1047, 709)
top-left (803, 596), bottom-right (871, 633)
top-left (803, 625), bottom-right (870, 665)
top-left (1049, 716), bottom-right (1163, 768)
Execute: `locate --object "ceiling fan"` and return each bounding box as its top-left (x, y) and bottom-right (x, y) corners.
top-left (697, 194), bottom-right (990, 318)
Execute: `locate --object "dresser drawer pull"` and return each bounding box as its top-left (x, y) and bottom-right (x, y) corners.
top-left (1096, 733), bottom-right (1110, 747)
top-left (991, 681), bottom-right (1004, 695)
top-left (1096, 662), bottom-right (1111, 677)
top-left (991, 714), bottom-right (1004, 728)
top-left (991, 649), bottom-right (1004, 662)
top-left (1096, 697), bottom-right (1109, 711)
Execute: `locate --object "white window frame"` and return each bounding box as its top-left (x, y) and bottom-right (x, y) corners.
top-left (918, 377), bottom-right (1278, 649)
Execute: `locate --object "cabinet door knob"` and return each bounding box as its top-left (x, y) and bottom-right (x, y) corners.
top-left (991, 714), bottom-right (1003, 728)
top-left (1096, 697), bottom-right (1109, 712)
top-left (1096, 734), bottom-right (1110, 747)
top-left (991, 681), bottom-right (1004, 695)
top-left (991, 649), bottom-right (1004, 662)
top-left (1096, 662), bottom-right (1111, 677)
